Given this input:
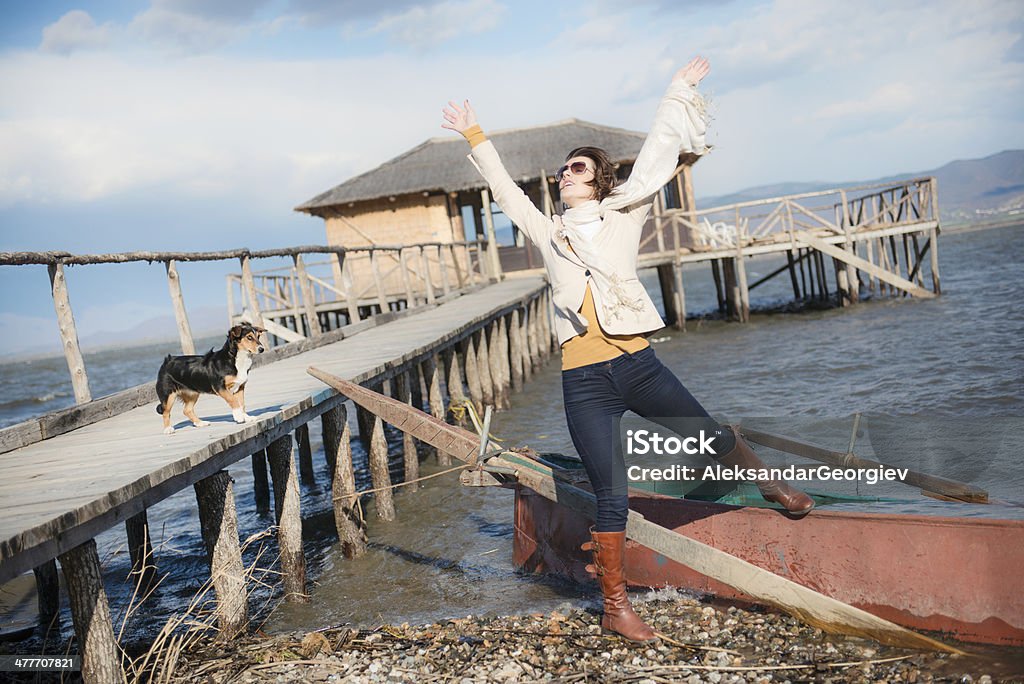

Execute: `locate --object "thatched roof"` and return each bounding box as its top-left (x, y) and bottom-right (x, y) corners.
top-left (296, 118), bottom-right (663, 216)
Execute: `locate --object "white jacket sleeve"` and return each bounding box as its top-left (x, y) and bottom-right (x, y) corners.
top-left (468, 140), bottom-right (552, 246)
top-left (602, 80), bottom-right (710, 213)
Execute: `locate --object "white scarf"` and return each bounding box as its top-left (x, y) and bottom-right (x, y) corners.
top-left (555, 82), bottom-right (710, 323)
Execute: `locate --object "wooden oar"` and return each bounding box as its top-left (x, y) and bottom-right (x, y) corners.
top-left (307, 366), bottom-right (966, 654)
top-left (739, 426), bottom-right (988, 503)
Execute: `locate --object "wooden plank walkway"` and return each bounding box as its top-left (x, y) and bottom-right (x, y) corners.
top-left (0, 275), bottom-right (547, 584)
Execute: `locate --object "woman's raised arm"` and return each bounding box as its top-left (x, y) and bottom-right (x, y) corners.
top-left (442, 99), bottom-right (552, 245)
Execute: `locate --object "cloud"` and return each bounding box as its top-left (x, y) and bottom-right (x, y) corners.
top-left (40, 10), bottom-right (113, 55)
top-left (287, 0), bottom-right (426, 26)
top-left (127, 3), bottom-right (254, 53)
top-left (371, 0), bottom-right (506, 50)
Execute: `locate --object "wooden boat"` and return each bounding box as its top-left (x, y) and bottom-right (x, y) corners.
top-left (510, 451), bottom-right (1024, 648)
top-left (308, 368), bottom-right (1021, 652)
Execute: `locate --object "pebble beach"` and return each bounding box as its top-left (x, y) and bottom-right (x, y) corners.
top-left (162, 592), bottom-right (1021, 683)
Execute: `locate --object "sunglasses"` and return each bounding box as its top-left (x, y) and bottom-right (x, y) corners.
top-left (555, 161), bottom-right (593, 182)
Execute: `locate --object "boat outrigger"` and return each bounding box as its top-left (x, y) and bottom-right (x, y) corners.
top-left (308, 367), bottom-right (1024, 650)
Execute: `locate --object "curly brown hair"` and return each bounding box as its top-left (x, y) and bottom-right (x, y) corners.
top-left (564, 146), bottom-right (618, 202)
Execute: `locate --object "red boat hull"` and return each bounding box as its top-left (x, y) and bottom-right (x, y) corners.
top-left (513, 485), bottom-right (1024, 647)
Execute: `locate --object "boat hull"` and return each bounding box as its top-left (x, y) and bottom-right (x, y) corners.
top-left (512, 484), bottom-right (1024, 647)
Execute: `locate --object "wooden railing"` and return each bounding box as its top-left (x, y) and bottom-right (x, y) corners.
top-left (226, 240), bottom-right (490, 344)
top-left (640, 177), bottom-right (938, 253)
top-left (0, 240), bottom-right (493, 408)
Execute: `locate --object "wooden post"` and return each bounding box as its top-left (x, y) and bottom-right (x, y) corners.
top-left (889, 235), bottom-right (901, 281)
top-left (475, 329), bottom-right (495, 409)
top-left (508, 310), bottom-right (524, 392)
top-left (125, 509), bottom-right (156, 591)
top-left (33, 560), bottom-right (60, 628)
top-left (165, 260), bottom-right (196, 354)
top-left (840, 190), bottom-right (858, 304)
top-left (48, 262), bottom-right (91, 404)
top-left (539, 289), bottom-right (553, 359)
top-left (735, 241), bottom-right (750, 323)
top-left (911, 233), bottom-right (925, 287)
top-left (673, 260), bottom-right (687, 331)
top-left (496, 316), bottom-right (512, 406)
top-left (295, 423), bottom-right (315, 486)
top-left (797, 249), bottom-right (810, 299)
top-left (267, 435), bottom-right (307, 602)
top-left (422, 354), bottom-right (449, 465)
top-left (395, 371), bottom-right (421, 490)
top-left (239, 255), bottom-right (265, 327)
top-left (518, 305), bottom-right (533, 383)
top-left (449, 243), bottom-right (466, 289)
top-left (411, 365), bottom-right (425, 412)
top-left (710, 259), bottom-right (725, 313)
top-left (929, 227), bottom-right (941, 294)
top-left (864, 239), bottom-right (876, 293)
top-left (833, 257), bottom-right (850, 306)
top-left (420, 246), bottom-right (436, 304)
top-left (193, 471), bottom-right (248, 639)
top-left (786, 250), bottom-right (801, 299)
top-left (656, 263), bottom-right (679, 327)
top-left (251, 449), bottom-right (271, 514)
top-left (463, 337), bottom-right (483, 418)
top-left (437, 244), bottom-right (451, 296)
top-left (321, 405), bottom-right (367, 557)
top-left (487, 320), bottom-right (509, 409)
top-left (527, 298), bottom-right (541, 371)
top-left (368, 415), bottom-right (396, 521)
top-left (370, 249), bottom-right (389, 315)
top-left (722, 258), bottom-right (738, 320)
top-left (399, 248), bottom-right (415, 308)
top-left (338, 253), bottom-right (360, 324)
top-left (443, 347), bottom-right (469, 427)
top-left (59, 539), bottom-right (125, 684)
top-left (481, 188), bottom-right (502, 281)
top-left (293, 254), bottom-right (323, 338)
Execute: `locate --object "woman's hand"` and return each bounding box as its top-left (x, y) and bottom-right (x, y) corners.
top-left (441, 99), bottom-right (478, 134)
top-left (673, 56), bottom-right (710, 88)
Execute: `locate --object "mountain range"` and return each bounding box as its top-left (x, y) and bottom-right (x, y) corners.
top-left (700, 149), bottom-right (1024, 225)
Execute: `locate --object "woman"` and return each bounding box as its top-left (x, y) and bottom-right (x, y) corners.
top-left (442, 57), bottom-right (813, 643)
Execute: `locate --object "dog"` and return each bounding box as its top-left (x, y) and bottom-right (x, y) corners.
top-left (156, 324), bottom-right (266, 434)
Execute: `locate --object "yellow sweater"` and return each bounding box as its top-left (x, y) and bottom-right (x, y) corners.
top-left (460, 124), bottom-right (649, 371)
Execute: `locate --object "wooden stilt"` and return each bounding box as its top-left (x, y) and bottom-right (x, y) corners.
top-left (498, 316), bottom-right (512, 406)
top-left (355, 402), bottom-right (373, 452)
top-left (711, 259), bottom-right (725, 313)
top-left (411, 364), bottom-right (425, 412)
top-left (722, 258), bottom-right (738, 320)
top-left (865, 239), bottom-right (877, 293)
top-left (321, 405), bottom-right (367, 557)
top-left (395, 371), bottom-right (420, 491)
top-left (526, 299), bottom-right (540, 374)
top-left (911, 233), bottom-right (925, 287)
top-left (656, 263), bottom-right (679, 327)
top-left (33, 560), bottom-right (60, 629)
top-left (251, 450), bottom-right (271, 515)
top-left (193, 471), bottom-right (248, 639)
top-left (538, 289), bottom-right (553, 360)
top-left (488, 320), bottom-right (510, 409)
top-left (462, 337), bottom-right (484, 417)
top-left (59, 539), bottom-right (125, 684)
top-left (443, 347), bottom-right (469, 427)
top-left (508, 310), bottom-right (525, 391)
top-left (475, 329), bottom-right (495, 409)
top-left (786, 250), bottom-right (801, 300)
top-left (735, 250), bottom-right (750, 323)
top-left (798, 248), bottom-right (809, 299)
top-left (518, 305), bottom-right (533, 383)
top-left (422, 355), bottom-right (449, 465)
top-left (929, 227), bottom-right (941, 294)
top-left (295, 423), bottom-right (315, 486)
top-left (368, 415), bottom-right (396, 521)
top-left (672, 260), bottom-right (686, 331)
top-left (816, 250), bottom-right (830, 301)
top-left (834, 257), bottom-right (850, 306)
top-left (267, 435), bottom-right (307, 602)
top-left (125, 509), bottom-right (156, 591)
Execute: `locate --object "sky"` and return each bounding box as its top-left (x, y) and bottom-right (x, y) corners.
top-left (1, 0), bottom-right (1022, 357)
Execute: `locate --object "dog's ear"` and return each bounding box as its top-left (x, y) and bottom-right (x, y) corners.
top-left (229, 325), bottom-right (245, 340)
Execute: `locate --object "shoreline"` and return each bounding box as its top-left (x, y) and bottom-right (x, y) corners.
top-left (148, 592), bottom-right (1022, 683)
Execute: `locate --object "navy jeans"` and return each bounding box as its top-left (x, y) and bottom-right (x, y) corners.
top-left (561, 346), bottom-right (735, 532)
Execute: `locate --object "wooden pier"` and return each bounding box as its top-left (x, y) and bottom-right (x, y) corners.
top-left (0, 272), bottom-right (553, 682)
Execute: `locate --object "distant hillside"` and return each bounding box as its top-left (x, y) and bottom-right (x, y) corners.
top-left (701, 149), bottom-right (1024, 225)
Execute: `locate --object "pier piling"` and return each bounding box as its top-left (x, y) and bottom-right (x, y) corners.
top-left (267, 435), bottom-right (308, 602)
top-left (193, 470), bottom-right (248, 639)
top-left (321, 405), bottom-right (367, 557)
top-left (59, 539), bottom-right (124, 684)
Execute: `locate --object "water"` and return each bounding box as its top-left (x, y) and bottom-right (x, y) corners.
top-left (2, 224), bottom-right (1023, 650)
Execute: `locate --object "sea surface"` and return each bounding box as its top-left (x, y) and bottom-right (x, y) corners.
top-left (1, 223), bottom-right (1022, 652)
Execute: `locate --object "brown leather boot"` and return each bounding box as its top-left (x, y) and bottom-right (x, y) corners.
top-left (719, 425), bottom-right (815, 516)
top-left (581, 528), bottom-right (658, 642)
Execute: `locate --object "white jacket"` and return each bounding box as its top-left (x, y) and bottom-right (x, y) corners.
top-left (468, 80), bottom-right (710, 346)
